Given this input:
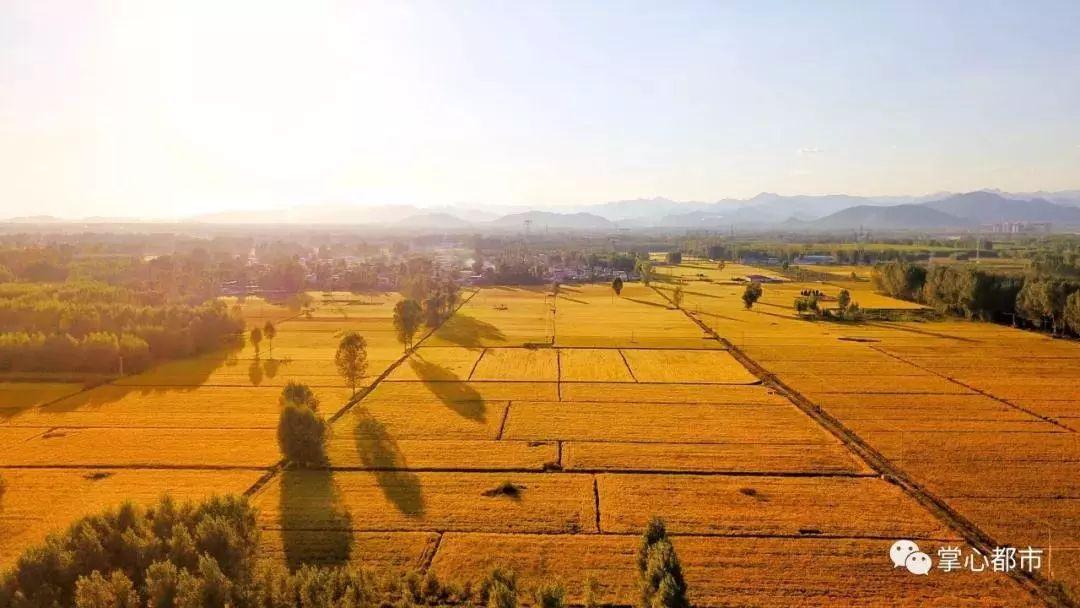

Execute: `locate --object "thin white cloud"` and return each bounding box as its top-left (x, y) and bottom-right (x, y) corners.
top-left (797, 147), bottom-right (825, 157)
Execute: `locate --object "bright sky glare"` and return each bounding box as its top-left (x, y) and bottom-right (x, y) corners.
top-left (1, 0), bottom-right (1079, 218)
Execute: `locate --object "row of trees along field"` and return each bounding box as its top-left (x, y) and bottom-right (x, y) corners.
top-left (0, 281), bottom-right (242, 375)
top-left (874, 261), bottom-right (1080, 335)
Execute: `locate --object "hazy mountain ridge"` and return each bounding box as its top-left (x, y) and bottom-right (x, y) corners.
top-left (8, 189), bottom-right (1080, 231)
top-left (805, 204), bottom-right (968, 231)
top-left (924, 192), bottom-right (1080, 223)
top-left (491, 210), bottom-right (613, 230)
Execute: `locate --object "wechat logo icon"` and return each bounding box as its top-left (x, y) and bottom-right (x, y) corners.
top-left (890, 540), bottom-right (932, 575)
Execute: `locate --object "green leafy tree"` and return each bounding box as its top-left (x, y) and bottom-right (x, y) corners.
top-left (636, 260), bottom-right (653, 286)
top-left (74, 570), bottom-right (140, 608)
top-left (335, 332), bottom-right (368, 396)
top-left (277, 400), bottom-right (329, 466)
top-left (444, 284), bottom-right (461, 315)
top-left (280, 380), bottom-right (320, 410)
top-left (393, 299), bottom-right (423, 352)
top-left (741, 282), bottom-right (763, 309)
top-left (637, 518), bottom-right (689, 608)
top-left (612, 277), bottom-right (624, 296)
top-left (872, 261), bottom-right (926, 300)
top-left (144, 561), bottom-right (181, 608)
top-left (836, 289), bottom-right (851, 314)
top-left (1066, 291), bottom-right (1080, 335)
top-left (672, 285), bottom-right (684, 308)
top-left (1016, 279), bottom-right (1072, 334)
top-left (423, 294), bottom-right (445, 327)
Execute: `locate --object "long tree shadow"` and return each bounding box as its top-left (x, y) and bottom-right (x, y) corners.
top-left (408, 357), bottom-right (485, 422)
top-left (434, 314), bottom-right (506, 347)
top-left (353, 407), bottom-right (425, 518)
top-left (247, 357), bottom-right (264, 386)
top-left (280, 468), bottom-right (353, 569)
top-left (863, 321), bottom-right (980, 343)
top-left (656, 286), bottom-right (728, 300)
top-left (28, 341), bottom-right (244, 416)
top-left (262, 356), bottom-right (285, 379)
top-left (625, 297), bottom-right (671, 309)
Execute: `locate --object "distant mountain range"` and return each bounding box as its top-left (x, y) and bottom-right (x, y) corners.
top-left (797, 192), bottom-right (1080, 231)
top-left (7, 189), bottom-right (1080, 232)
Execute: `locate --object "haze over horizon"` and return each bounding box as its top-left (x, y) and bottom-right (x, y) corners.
top-left (3, 1), bottom-right (1080, 219)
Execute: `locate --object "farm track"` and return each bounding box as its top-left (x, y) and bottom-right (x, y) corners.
top-left (653, 284), bottom-right (1076, 608)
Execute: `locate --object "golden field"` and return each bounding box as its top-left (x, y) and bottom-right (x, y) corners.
top-left (0, 382), bottom-right (84, 411)
top-left (670, 259), bottom-right (1080, 598)
top-left (0, 468), bottom-right (262, 569)
top-left (1, 279), bottom-right (1071, 604)
top-left (430, 533), bottom-right (1040, 607)
top-left (0, 292), bottom-right (406, 570)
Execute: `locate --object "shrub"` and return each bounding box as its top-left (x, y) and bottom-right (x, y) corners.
top-left (480, 568), bottom-right (518, 608)
top-left (741, 282), bottom-right (763, 309)
top-left (533, 581), bottom-right (567, 608)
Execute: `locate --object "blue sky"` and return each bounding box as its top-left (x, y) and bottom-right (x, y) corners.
top-left (1, 0), bottom-right (1079, 217)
